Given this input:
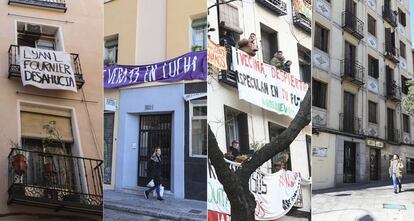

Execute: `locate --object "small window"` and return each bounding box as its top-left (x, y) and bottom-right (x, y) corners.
top-left (400, 41), bottom-right (406, 59)
top-left (224, 106), bottom-right (249, 154)
top-left (17, 22), bottom-right (62, 51)
top-left (368, 56), bottom-right (379, 78)
top-left (398, 8), bottom-right (406, 26)
top-left (368, 15), bottom-right (376, 36)
top-left (368, 101), bottom-right (377, 124)
top-left (104, 36), bottom-right (118, 66)
top-left (401, 75), bottom-right (409, 94)
top-left (191, 18), bottom-right (207, 51)
top-left (260, 24), bottom-right (278, 64)
top-left (312, 79), bottom-right (327, 109)
top-left (314, 24), bottom-right (329, 53)
top-left (190, 100), bottom-right (207, 157)
top-left (407, 158), bottom-right (414, 175)
top-left (403, 114), bottom-right (410, 133)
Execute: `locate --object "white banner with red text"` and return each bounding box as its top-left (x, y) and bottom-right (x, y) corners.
top-left (208, 159), bottom-right (301, 220)
top-left (232, 47), bottom-right (308, 119)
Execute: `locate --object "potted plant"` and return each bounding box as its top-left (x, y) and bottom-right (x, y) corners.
top-left (10, 141), bottom-right (27, 175)
top-left (192, 45), bottom-right (203, 51)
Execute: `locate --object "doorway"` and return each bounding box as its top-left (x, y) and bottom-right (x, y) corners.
top-left (369, 148), bottom-right (380, 181)
top-left (137, 114), bottom-right (172, 190)
top-left (343, 141), bottom-right (356, 183)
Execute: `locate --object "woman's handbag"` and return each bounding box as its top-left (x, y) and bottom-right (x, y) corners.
top-left (146, 179), bottom-right (155, 187)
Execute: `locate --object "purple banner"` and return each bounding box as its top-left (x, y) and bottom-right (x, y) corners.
top-left (104, 50), bottom-right (207, 88)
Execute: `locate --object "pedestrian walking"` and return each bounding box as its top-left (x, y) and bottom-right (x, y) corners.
top-left (389, 154), bottom-right (404, 193)
top-left (144, 147), bottom-right (164, 200)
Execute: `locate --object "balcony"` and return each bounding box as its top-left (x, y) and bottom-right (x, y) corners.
top-left (384, 45), bottom-right (399, 63)
top-left (385, 82), bottom-right (402, 102)
top-left (8, 148), bottom-right (103, 215)
top-left (386, 127), bottom-right (400, 143)
top-left (218, 44), bottom-right (238, 88)
top-left (256, 0), bottom-right (287, 16)
top-left (8, 0), bottom-right (66, 12)
top-left (293, 14), bottom-right (311, 33)
top-left (383, 7), bottom-right (398, 27)
top-left (340, 59), bottom-right (364, 86)
top-left (8, 45), bottom-right (85, 89)
top-left (342, 11), bottom-right (364, 40)
top-left (339, 113), bottom-right (363, 135)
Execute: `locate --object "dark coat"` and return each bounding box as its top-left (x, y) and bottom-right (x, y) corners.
top-left (230, 147), bottom-right (241, 157)
top-left (148, 155), bottom-right (162, 185)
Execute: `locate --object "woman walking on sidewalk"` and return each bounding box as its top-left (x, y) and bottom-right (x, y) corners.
top-left (389, 154), bottom-right (404, 193)
top-left (145, 147), bottom-right (164, 201)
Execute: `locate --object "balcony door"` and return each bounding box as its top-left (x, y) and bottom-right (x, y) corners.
top-left (137, 115), bottom-right (172, 190)
top-left (345, 0), bottom-right (356, 28)
top-left (343, 92), bottom-right (355, 133)
top-left (369, 148), bottom-right (380, 181)
top-left (344, 42), bottom-right (356, 78)
top-left (387, 108), bottom-right (395, 141)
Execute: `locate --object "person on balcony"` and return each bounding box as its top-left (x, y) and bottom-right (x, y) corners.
top-left (389, 154), bottom-right (404, 193)
top-left (238, 33), bottom-right (258, 57)
top-left (144, 147), bottom-right (164, 201)
top-left (270, 51), bottom-right (285, 69)
top-left (219, 28), bottom-right (236, 47)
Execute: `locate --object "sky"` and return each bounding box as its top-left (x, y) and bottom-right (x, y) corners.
top-left (411, 2), bottom-right (414, 48)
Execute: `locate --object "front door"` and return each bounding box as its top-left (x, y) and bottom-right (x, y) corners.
top-left (137, 115), bottom-right (172, 190)
top-left (369, 148), bottom-right (380, 181)
top-left (343, 141), bottom-right (356, 183)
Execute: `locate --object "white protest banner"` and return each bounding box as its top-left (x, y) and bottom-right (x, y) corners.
top-left (232, 47), bottom-right (308, 119)
top-left (208, 159), bottom-right (301, 220)
top-left (20, 46), bottom-right (77, 92)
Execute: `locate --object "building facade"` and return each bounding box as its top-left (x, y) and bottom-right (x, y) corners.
top-left (208, 0), bottom-right (312, 218)
top-left (103, 0), bottom-right (208, 201)
top-left (312, 0), bottom-right (414, 190)
top-left (0, 0), bottom-right (103, 220)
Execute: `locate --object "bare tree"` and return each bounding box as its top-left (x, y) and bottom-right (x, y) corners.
top-left (208, 89), bottom-right (311, 220)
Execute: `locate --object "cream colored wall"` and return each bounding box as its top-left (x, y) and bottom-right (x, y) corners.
top-left (166, 0), bottom-right (207, 59)
top-left (312, 133), bottom-right (337, 190)
top-left (0, 0), bottom-right (103, 220)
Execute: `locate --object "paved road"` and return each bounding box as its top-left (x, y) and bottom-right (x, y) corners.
top-left (312, 179), bottom-right (414, 221)
top-left (105, 208), bottom-right (172, 221)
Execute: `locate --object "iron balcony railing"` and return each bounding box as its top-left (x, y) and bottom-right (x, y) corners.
top-left (385, 82), bottom-right (402, 101)
top-left (8, 0), bottom-right (66, 12)
top-left (8, 148), bottom-right (103, 214)
top-left (386, 127), bottom-right (400, 143)
top-left (293, 14), bottom-right (311, 33)
top-left (383, 6), bottom-right (398, 27)
top-left (8, 45), bottom-right (85, 89)
top-left (256, 0), bottom-right (288, 16)
top-left (342, 11), bottom-right (364, 40)
top-left (340, 59), bottom-right (364, 85)
top-left (218, 43), bottom-right (238, 88)
top-left (339, 113), bottom-right (363, 135)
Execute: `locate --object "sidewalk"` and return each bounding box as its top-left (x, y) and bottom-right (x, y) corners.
top-left (104, 188), bottom-right (207, 221)
top-left (312, 178), bottom-right (414, 221)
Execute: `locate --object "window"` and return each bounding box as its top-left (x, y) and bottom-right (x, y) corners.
top-left (190, 100), bottom-right (207, 157)
top-left (403, 114), bottom-right (410, 133)
top-left (224, 106), bottom-right (249, 154)
top-left (298, 45), bottom-right (311, 83)
top-left (368, 15), bottom-right (376, 36)
top-left (368, 101), bottom-right (377, 124)
top-left (312, 79), bottom-right (327, 109)
top-left (104, 36), bottom-right (118, 66)
top-left (260, 24), bottom-right (278, 64)
top-left (398, 9), bottom-right (406, 26)
top-left (400, 41), bottom-right (406, 59)
top-left (407, 158), bottom-right (414, 175)
top-left (314, 24), bottom-right (329, 53)
top-left (401, 75), bottom-right (409, 94)
top-left (17, 22), bottom-right (63, 51)
top-left (268, 122), bottom-right (291, 173)
top-left (387, 108), bottom-right (395, 140)
top-left (191, 18), bottom-right (207, 51)
top-left (368, 56), bottom-right (379, 78)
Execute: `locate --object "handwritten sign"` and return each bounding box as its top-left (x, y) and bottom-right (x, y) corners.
top-left (104, 51), bottom-right (207, 88)
top-left (208, 159), bottom-right (301, 220)
top-left (208, 40), bottom-right (227, 70)
top-left (20, 46), bottom-right (77, 92)
top-left (232, 47), bottom-right (308, 119)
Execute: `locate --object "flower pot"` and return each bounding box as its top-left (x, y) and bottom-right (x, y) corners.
top-left (12, 154), bottom-right (27, 175)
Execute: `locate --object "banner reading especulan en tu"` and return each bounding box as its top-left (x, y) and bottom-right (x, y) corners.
top-left (104, 50), bottom-right (207, 88)
top-left (232, 47), bottom-right (308, 119)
